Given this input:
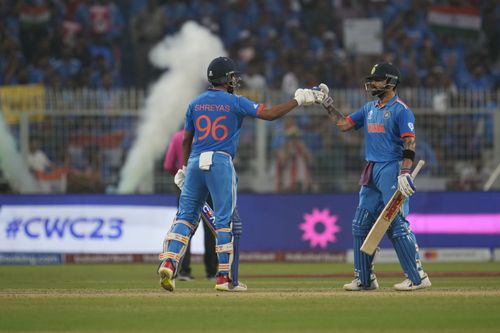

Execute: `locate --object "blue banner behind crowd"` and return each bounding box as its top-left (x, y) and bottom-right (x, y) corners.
top-left (0, 192), bottom-right (499, 254)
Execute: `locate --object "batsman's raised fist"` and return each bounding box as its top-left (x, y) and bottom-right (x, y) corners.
top-left (294, 88), bottom-right (325, 106)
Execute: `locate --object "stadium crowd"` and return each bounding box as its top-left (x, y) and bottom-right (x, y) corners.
top-left (0, 0), bottom-right (498, 90)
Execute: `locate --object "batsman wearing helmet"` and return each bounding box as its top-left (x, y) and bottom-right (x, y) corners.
top-left (334, 63), bottom-right (431, 291)
top-left (158, 56), bottom-right (325, 292)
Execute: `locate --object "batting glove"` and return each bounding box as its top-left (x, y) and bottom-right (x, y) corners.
top-left (313, 83), bottom-right (329, 97)
top-left (312, 83), bottom-right (329, 104)
top-left (397, 169), bottom-right (415, 198)
top-left (174, 166), bottom-right (186, 190)
top-left (294, 88), bottom-right (324, 106)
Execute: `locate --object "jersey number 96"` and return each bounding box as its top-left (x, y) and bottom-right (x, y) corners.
top-left (196, 115), bottom-right (228, 141)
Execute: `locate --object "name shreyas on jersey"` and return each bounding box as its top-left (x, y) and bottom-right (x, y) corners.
top-left (194, 104), bottom-right (230, 112)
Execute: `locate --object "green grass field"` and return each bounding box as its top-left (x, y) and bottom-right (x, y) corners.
top-left (1, 262), bottom-right (500, 332)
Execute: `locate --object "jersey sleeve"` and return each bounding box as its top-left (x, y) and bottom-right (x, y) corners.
top-left (184, 104), bottom-right (194, 132)
top-left (237, 95), bottom-right (264, 118)
top-left (398, 106), bottom-right (416, 138)
top-left (347, 105), bottom-right (365, 130)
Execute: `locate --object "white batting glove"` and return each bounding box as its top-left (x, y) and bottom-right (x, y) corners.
top-left (312, 89), bottom-right (326, 104)
top-left (318, 83), bottom-right (329, 96)
top-left (294, 89), bottom-right (309, 106)
top-left (174, 166), bottom-right (186, 190)
top-left (295, 88), bottom-right (325, 106)
top-left (397, 172), bottom-right (416, 198)
top-left (312, 83), bottom-right (329, 103)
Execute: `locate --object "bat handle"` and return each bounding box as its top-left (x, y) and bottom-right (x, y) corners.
top-left (411, 160), bottom-right (425, 178)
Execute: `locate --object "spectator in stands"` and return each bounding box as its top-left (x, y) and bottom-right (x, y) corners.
top-left (88, 0), bottom-right (124, 42)
top-left (52, 47), bottom-right (82, 84)
top-left (242, 58), bottom-right (266, 90)
top-left (27, 137), bottom-right (53, 174)
top-left (0, 0), bottom-right (497, 91)
top-left (130, 0), bottom-right (166, 87)
top-left (67, 144), bottom-right (105, 193)
top-left (275, 118), bottom-right (314, 192)
top-left (27, 137), bottom-right (66, 193)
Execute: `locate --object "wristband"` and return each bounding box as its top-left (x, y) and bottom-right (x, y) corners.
top-left (403, 149), bottom-right (415, 161)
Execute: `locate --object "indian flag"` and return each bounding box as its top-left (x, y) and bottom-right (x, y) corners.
top-left (428, 6), bottom-right (481, 38)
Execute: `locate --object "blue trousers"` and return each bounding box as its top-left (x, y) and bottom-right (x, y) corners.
top-left (353, 160), bottom-right (424, 286)
top-left (166, 152), bottom-right (237, 277)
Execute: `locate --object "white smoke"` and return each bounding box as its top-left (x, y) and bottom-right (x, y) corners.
top-left (0, 112), bottom-right (38, 192)
top-left (117, 21), bottom-right (226, 193)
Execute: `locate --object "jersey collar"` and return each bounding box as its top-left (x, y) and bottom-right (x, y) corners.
top-left (375, 95), bottom-right (398, 109)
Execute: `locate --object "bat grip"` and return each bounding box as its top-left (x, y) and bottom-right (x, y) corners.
top-left (411, 160), bottom-right (425, 178)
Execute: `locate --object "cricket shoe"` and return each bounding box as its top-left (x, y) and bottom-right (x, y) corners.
top-left (177, 273), bottom-right (195, 281)
top-left (343, 274), bottom-right (379, 291)
top-left (158, 260), bottom-right (176, 292)
top-left (393, 275), bottom-right (431, 291)
top-left (215, 275), bottom-right (248, 292)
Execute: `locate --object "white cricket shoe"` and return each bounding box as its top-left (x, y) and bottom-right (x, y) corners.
top-left (215, 275), bottom-right (248, 292)
top-left (343, 274), bottom-right (379, 291)
top-left (393, 275), bottom-right (431, 291)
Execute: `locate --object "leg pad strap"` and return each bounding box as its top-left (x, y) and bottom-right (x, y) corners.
top-left (216, 242), bottom-right (234, 253)
top-left (166, 233), bottom-right (190, 245)
top-left (159, 252), bottom-right (182, 262)
top-left (160, 219), bottom-right (196, 268)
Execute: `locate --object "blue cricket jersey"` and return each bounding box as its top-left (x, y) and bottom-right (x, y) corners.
top-left (347, 95), bottom-right (416, 162)
top-left (185, 88), bottom-right (263, 158)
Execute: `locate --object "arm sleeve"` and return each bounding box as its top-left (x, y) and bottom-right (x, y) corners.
top-left (237, 95), bottom-right (264, 118)
top-left (398, 107), bottom-right (416, 138)
top-left (347, 106), bottom-right (365, 130)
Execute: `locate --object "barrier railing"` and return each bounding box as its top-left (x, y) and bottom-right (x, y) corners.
top-left (1, 88), bottom-right (498, 193)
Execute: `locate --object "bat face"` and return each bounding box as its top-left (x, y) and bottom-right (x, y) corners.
top-left (383, 192), bottom-right (405, 221)
top-left (360, 160), bottom-right (425, 255)
top-left (360, 190), bottom-right (406, 255)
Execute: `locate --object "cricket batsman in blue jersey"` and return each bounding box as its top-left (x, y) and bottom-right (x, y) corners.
top-left (335, 63), bottom-right (431, 291)
top-left (158, 56), bottom-right (325, 292)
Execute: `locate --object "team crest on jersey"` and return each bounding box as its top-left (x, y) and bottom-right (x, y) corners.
top-left (383, 111), bottom-right (391, 119)
top-left (408, 122), bottom-right (414, 131)
top-left (367, 110), bottom-right (373, 120)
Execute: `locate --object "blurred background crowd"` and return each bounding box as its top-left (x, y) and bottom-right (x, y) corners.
top-left (0, 0), bottom-right (499, 194)
top-left (1, 0), bottom-right (498, 90)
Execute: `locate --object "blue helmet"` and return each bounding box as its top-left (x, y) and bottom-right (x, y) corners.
top-left (207, 57), bottom-right (241, 89)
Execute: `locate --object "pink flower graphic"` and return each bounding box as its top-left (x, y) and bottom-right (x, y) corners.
top-left (300, 208), bottom-right (341, 248)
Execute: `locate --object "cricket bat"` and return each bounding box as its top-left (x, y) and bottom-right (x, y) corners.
top-left (321, 95), bottom-right (345, 121)
top-left (360, 160), bottom-right (425, 255)
top-left (200, 202), bottom-right (217, 236)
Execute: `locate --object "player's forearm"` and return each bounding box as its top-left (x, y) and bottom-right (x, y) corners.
top-left (258, 100), bottom-right (298, 121)
top-left (182, 131), bottom-right (194, 166)
top-left (402, 136), bottom-right (416, 170)
top-left (336, 118), bottom-right (354, 132)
